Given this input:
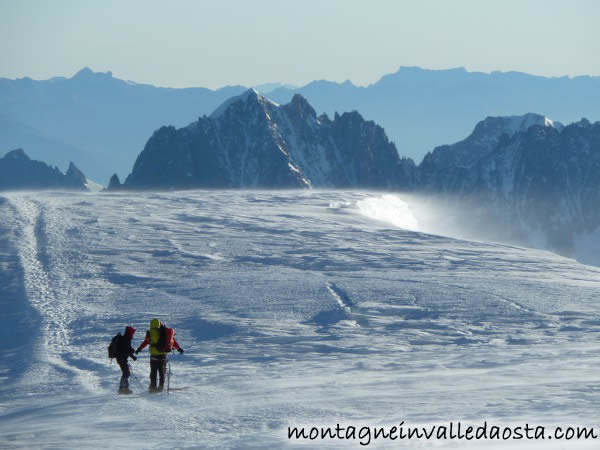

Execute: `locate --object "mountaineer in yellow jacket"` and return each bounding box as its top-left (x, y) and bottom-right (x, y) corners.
top-left (135, 318), bottom-right (183, 392)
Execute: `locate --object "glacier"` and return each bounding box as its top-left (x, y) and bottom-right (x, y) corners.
top-left (1, 190), bottom-right (599, 448)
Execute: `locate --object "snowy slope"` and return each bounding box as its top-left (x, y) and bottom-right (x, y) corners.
top-left (1, 191), bottom-right (600, 448)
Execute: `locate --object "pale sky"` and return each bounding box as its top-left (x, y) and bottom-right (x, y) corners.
top-left (1, 0), bottom-right (599, 89)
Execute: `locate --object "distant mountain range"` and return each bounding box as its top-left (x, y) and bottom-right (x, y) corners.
top-left (266, 66), bottom-right (600, 164)
top-left (0, 149), bottom-right (88, 191)
top-left (2, 66), bottom-right (599, 184)
top-left (0, 68), bottom-right (246, 183)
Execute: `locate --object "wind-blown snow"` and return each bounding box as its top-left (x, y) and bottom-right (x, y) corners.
top-left (1, 190), bottom-right (599, 448)
top-left (84, 179), bottom-right (104, 192)
top-left (356, 194), bottom-right (419, 230)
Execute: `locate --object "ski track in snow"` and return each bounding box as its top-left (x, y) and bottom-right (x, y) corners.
top-left (1, 190), bottom-right (600, 449)
top-left (10, 198), bottom-right (72, 373)
top-left (5, 196), bottom-right (107, 397)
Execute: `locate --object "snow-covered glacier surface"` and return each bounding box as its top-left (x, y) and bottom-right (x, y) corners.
top-left (1, 190), bottom-right (599, 449)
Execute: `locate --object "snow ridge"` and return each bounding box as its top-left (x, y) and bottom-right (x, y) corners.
top-left (501, 112), bottom-right (564, 136)
top-left (210, 88), bottom-right (279, 119)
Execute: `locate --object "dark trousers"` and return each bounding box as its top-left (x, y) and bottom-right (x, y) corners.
top-left (117, 358), bottom-right (130, 378)
top-left (117, 358), bottom-right (130, 389)
top-left (150, 355), bottom-right (167, 387)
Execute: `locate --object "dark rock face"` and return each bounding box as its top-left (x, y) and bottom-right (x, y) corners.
top-left (0, 149), bottom-right (88, 191)
top-left (419, 113), bottom-right (563, 191)
top-left (65, 161), bottom-right (87, 187)
top-left (124, 90), bottom-right (416, 190)
top-left (106, 173), bottom-right (122, 190)
top-left (417, 115), bottom-right (600, 258)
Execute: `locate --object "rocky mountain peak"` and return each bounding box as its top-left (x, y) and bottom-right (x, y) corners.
top-left (125, 92), bottom-right (415, 190)
top-left (3, 148), bottom-right (29, 161)
top-left (65, 162), bottom-right (87, 184)
top-left (106, 173), bottom-right (122, 191)
top-left (286, 94), bottom-right (316, 119)
top-left (0, 149), bottom-right (87, 191)
top-left (210, 88), bottom-right (278, 119)
top-left (472, 113), bottom-right (562, 140)
top-left (422, 113), bottom-right (566, 175)
top-left (72, 67), bottom-right (114, 81)
top-left (574, 118), bottom-right (592, 128)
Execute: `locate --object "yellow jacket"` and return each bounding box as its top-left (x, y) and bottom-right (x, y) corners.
top-left (141, 318), bottom-right (166, 356)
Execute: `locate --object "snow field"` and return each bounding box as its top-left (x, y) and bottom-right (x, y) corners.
top-left (0, 190), bottom-right (599, 448)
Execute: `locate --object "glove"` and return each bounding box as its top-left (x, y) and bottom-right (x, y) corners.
top-left (131, 355), bottom-right (137, 361)
top-left (178, 348), bottom-right (184, 354)
top-left (135, 348), bottom-right (141, 354)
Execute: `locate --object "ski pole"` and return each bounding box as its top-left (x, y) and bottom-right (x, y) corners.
top-left (167, 361), bottom-right (171, 395)
top-left (128, 363), bottom-right (145, 390)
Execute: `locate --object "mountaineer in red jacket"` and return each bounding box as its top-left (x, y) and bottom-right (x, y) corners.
top-left (135, 318), bottom-right (183, 392)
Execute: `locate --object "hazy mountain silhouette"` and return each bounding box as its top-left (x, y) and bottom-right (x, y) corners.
top-left (3, 66), bottom-right (599, 186)
top-left (266, 66), bottom-right (600, 164)
top-left (0, 68), bottom-right (246, 184)
top-left (0, 149), bottom-right (88, 191)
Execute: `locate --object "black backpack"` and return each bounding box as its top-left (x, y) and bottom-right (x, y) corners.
top-left (108, 333), bottom-right (123, 359)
